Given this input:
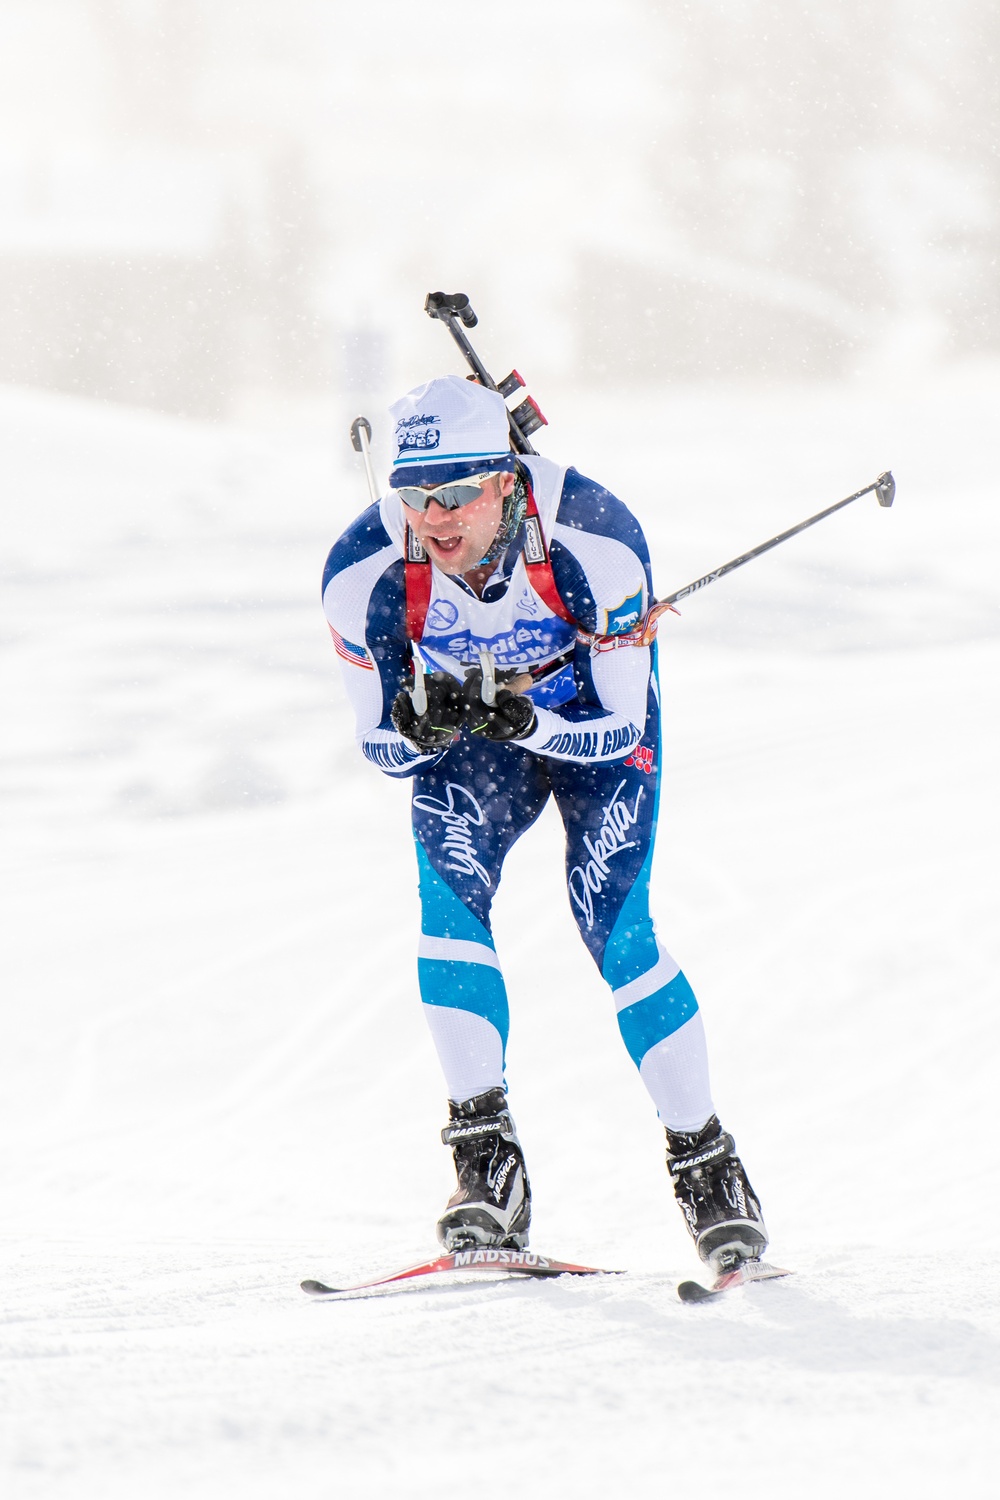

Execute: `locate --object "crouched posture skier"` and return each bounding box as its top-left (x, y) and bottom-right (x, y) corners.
top-left (322, 375), bottom-right (767, 1271)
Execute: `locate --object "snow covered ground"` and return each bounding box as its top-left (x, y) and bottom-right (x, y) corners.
top-left (2, 366), bottom-right (998, 1497)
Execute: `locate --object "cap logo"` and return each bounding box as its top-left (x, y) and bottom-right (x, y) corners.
top-left (388, 377), bottom-right (511, 481)
top-left (395, 413), bottom-right (441, 455)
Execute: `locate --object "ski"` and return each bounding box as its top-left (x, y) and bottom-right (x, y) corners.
top-left (301, 1248), bottom-right (618, 1298)
top-left (677, 1258), bottom-right (792, 1304)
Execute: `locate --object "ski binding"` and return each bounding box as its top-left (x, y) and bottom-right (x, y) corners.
top-left (677, 1257), bottom-right (792, 1303)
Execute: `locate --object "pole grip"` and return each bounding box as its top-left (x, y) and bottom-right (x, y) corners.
top-left (410, 644), bottom-right (428, 716)
top-left (479, 646), bottom-right (497, 706)
top-left (350, 415), bottom-right (380, 504)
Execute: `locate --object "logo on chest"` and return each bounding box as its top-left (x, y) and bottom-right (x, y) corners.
top-left (421, 618), bottom-right (573, 667)
top-left (420, 585), bottom-right (573, 668)
top-left (425, 598), bottom-right (460, 632)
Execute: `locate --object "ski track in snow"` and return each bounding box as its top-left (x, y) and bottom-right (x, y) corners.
top-left (1, 373), bottom-right (998, 1497)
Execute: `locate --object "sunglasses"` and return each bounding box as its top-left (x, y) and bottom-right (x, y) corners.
top-left (395, 473), bottom-right (496, 512)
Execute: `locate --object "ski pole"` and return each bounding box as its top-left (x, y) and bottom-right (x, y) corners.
top-left (350, 415), bottom-right (380, 503)
top-left (637, 471), bottom-right (895, 640)
top-left (348, 413), bottom-right (430, 713)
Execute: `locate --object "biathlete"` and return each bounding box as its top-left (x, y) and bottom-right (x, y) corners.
top-left (322, 374), bottom-right (767, 1271)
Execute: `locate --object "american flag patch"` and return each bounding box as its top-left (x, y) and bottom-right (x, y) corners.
top-left (329, 625), bottom-right (374, 670)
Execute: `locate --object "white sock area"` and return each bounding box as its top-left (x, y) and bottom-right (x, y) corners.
top-left (612, 941), bottom-right (681, 1011)
top-left (638, 1011), bottom-right (715, 1131)
top-left (418, 935), bottom-right (501, 969)
top-left (421, 1004), bottom-right (505, 1104)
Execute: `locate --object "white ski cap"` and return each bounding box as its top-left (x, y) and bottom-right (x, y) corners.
top-left (387, 375), bottom-right (514, 488)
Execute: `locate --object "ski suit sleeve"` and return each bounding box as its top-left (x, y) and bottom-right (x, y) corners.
top-left (322, 506), bottom-right (448, 780)
top-left (514, 469), bottom-right (654, 765)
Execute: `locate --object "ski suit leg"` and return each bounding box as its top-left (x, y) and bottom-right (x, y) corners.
top-left (411, 737), bottom-right (550, 1104)
top-left (548, 674), bottom-right (715, 1131)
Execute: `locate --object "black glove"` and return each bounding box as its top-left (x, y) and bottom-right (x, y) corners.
top-left (391, 670), bottom-right (464, 753)
top-left (462, 666), bottom-right (537, 742)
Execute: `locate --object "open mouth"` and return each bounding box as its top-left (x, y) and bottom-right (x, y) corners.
top-left (426, 535), bottom-right (462, 556)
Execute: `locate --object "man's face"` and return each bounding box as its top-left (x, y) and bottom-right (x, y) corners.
top-left (401, 471), bottom-right (514, 575)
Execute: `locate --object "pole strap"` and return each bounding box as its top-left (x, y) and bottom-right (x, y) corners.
top-left (404, 524), bottom-right (434, 642)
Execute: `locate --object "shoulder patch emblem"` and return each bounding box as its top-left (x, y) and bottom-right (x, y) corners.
top-left (603, 589), bottom-right (644, 636)
top-left (329, 625), bottom-right (374, 670)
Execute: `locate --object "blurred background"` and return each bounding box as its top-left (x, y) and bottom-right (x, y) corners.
top-left (1, 0), bottom-right (997, 421)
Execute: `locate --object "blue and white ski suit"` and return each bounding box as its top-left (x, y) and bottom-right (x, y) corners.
top-left (322, 454), bottom-right (714, 1129)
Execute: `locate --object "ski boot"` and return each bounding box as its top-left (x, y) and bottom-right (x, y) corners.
top-left (437, 1087), bottom-right (531, 1251)
top-left (665, 1115), bottom-right (767, 1271)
